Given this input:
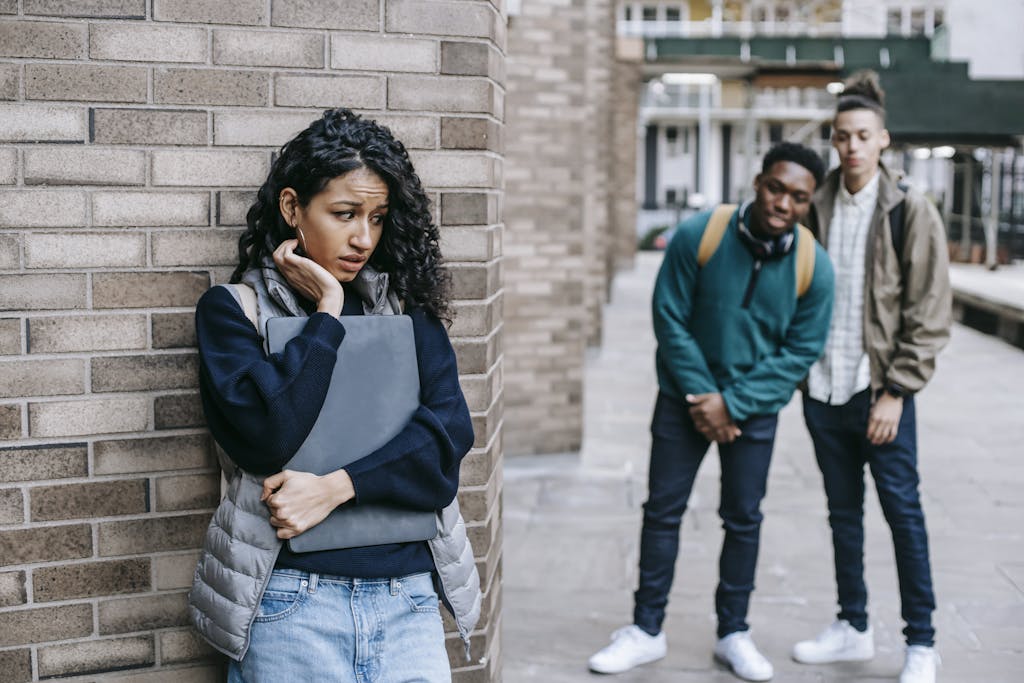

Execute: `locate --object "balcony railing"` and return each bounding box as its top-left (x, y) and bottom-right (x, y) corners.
top-left (618, 19), bottom-right (844, 39)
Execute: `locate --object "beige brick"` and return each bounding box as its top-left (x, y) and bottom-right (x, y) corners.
top-left (441, 41), bottom-right (499, 78)
top-left (26, 64), bottom-right (147, 104)
top-left (160, 628), bottom-right (217, 664)
top-left (152, 150), bottom-right (269, 187)
top-left (155, 68), bottom-right (270, 107)
top-left (92, 108), bottom-right (208, 146)
top-left (28, 314), bottom-right (147, 353)
top-left (94, 191), bottom-right (210, 227)
top-left (94, 433), bottom-right (212, 475)
top-left (213, 110), bottom-right (317, 147)
top-left (153, 551), bottom-right (201, 590)
top-left (100, 591), bottom-right (189, 634)
top-left (151, 229), bottom-right (241, 267)
top-left (155, 472), bottom-right (218, 511)
top-left (449, 297), bottom-right (498, 337)
top-left (92, 353), bottom-right (198, 392)
top-left (0, 604), bottom-right (93, 647)
top-left (274, 73), bottom-right (385, 109)
top-left (0, 318), bottom-right (20, 355)
top-left (0, 570), bottom-right (27, 607)
top-left (0, 64), bottom-right (16, 100)
top-left (389, 76), bottom-right (492, 114)
top-left (0, 523), bottom-right (92, 567)
top-left (0, 20), bottom-right (86, 59)
top-left (25, 232), bottom-right (147, 269)
top-left (38, 635), bottom-right (154, 678)
top-left (216, 190), bottom-right (251, 225)
top-left (214, 29), bottom-right (323, 68)
top-left (0, 487), bottom-right (22, 524)
top-left (0, 358), bottom-right (85, 398)
top-left (113, 665), bottom-right (223, 683)
top-left (97, 513), bottom-right (208, 555)
top-left (0, 148), bottom-right (15, 184)
top-left (30, 397), bottom-right (150, 437)
top-left (440, 226), bottom-right (497, 261)
top-left (0, 234), bottom-right (18, 269)
top-left (25, 146), bottom-right (145, 185)
top-left (155, 0), bottom-right (267, 25)
top-left (24, 0), bottom-right (146, 17)
top-left (152, 312), bottom-right (197, 348)
top-left (93, 271), bottom-right (210, 309)
top-left (0, 103), bottom-right (88, 142)
top-left (441, 116), bottom-right (501, 151)
top-left (154, 392), bottom-right (204, 429)
top-left (441, 192), bottom-right (491, 225)
top-left (0, 443), bottom-right (88, 482)
top-left (331, 34), bottom-right (437, 73)
top-left (0, 189), bottom-right (86, 227)
top-left (0, 274), bottom-right (87, 311)
top-left (386, 0), bottom-right (496, 39)
top-left (272, 0), bottom-right (377, 30)
top-left (0, 0), bottom-right (11, 13)
top-left (90, 23), bottom-right (207, 63)
top-left (409, 151), bottom-right (496, 188)
top-left (34, 558), bottom-right (151, 602)
top-left (32, 479), bottom-right (148, 521)
top-left (0, 404), bottom-right (21, 440)
top-left (367, 114), bottom-right (438, 150)
top-left (0, 649), bottom-right (31, 683)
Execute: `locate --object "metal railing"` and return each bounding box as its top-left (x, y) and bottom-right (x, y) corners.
top-left (617, 20), bottom-right (844, 39)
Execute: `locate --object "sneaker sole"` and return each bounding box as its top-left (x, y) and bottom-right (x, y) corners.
top-left (791, 651), bottom-right (875, 665)
top-left (713, 653), bottom-right (773, 682)
top-left (588, 652), bottom-right (666, 675)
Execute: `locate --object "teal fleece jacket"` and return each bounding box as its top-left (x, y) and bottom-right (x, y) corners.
top-left (653, 206), bottom-right (835, 421)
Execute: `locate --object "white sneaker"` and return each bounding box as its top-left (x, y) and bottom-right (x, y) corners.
top-left (588, 625), bottom-right (667, 674)
top-left (900, 645), bottom-right (939, 683)
top-left (713, 631), bottom-right (774, 682)
top-left (792, 619), bottom-right (874, 664)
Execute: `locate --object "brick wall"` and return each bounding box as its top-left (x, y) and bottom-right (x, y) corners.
top-left (0, 2), bottom-right (505, 681)
top-left (502, 0), bottom-right (618, 456)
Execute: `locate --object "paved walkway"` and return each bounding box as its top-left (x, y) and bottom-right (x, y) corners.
top-left (503, 252), bottom-right (1024, 683)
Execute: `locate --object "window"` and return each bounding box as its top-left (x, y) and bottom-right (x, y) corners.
top-left (666, 188), bottom-right (678, 205)
top-left (887, 8), bottom-right (903, 35)
top-left (682, 127), bottom-right (690, 154)
top-left (666, 126), bottom-right (679, 156)
top-left (642, 6), bottom-right (658, 21)
top-left (910, 8), bottom-right (926, 34)
top-left (624, 5), bottom-right (633, 21)
top-left (769, 124), bottom-right (783, 143)
top-left (665, 7), bottom-right (681, 22)
top-left (933, 9), bottom-right (945, 30)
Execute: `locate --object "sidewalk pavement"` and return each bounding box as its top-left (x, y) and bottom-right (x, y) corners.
top-left (502, 251), bottom-right (1024, 683)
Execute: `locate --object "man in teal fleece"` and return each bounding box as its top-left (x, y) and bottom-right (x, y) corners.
top-left (589, 142), bottom-right (834, 682)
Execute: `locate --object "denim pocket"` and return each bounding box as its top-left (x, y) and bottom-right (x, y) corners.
top-left (398, 573), bottom-right (439, 614)
top-left (254, 571), bottom-right (308, 622)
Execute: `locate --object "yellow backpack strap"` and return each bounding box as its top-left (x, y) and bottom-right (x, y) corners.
top-left (795, 224), bottom-right (816, 298)
top-left (697, 204), bottom-right (737, 266)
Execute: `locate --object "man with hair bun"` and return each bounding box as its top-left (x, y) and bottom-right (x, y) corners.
top-left (792, 70), bottom-right (951, 683)
top-left (588, 142), bottom-right (834, 682)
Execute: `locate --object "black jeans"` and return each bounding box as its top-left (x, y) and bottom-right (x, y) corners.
top-left (803, 389), bottom-right (936, 646)
top-left (633, 392), bottom-right (777, 639)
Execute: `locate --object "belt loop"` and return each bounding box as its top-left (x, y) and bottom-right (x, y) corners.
top-left (307, 572), bottom-right (319, 594)
top-left (390, 577), bottom-right (399, 596)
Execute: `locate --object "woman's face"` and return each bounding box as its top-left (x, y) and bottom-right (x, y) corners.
top-left (283, 167), bottom-right (389, 283)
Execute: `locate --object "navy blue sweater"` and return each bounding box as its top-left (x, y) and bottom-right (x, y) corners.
top-left (195, 285), bottom-right (474, 578)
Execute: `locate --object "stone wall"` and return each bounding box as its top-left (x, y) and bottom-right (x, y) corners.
top-left (0, 1), bottom-right (504, 681)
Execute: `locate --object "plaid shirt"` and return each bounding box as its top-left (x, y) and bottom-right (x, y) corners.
top-left (807, 171), bottom-right (880, 405)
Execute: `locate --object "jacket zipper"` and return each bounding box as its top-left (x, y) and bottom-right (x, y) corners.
top-left (741, 260), bottom-right (763, 309)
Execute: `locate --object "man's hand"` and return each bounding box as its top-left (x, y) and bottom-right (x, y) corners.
top-left (686, 393), bottom-right (742, 444)
top-left (261, 469), bottom-right (355, 540)
top-left (867, 393), bottom-right (903, 446)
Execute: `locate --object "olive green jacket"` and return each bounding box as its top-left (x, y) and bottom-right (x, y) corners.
top-left (807, 164), bottom-right (952, 394)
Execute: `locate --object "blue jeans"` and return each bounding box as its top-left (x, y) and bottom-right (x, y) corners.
top-left (634, 392), bottom-right (777, 639)
top-left (228, 569), bottom-right (450, 683)
top-left (803, 389), bottom-right (936, 646)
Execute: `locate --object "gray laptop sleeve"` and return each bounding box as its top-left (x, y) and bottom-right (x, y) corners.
top-left (266, 315), bottom-right (438, 553)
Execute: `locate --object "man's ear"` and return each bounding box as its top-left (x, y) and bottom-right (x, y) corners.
top-left (880, 128), bottom-right (891, 150)
top-left (279, 188), bottom-right (299, 227)
top-left (752, 173), bottom-right (762, 192)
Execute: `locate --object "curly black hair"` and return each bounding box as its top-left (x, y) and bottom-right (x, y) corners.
top-left (231, 108), bottom-right (451, 321)
top-left (761, 141), bottom-right (826, 189)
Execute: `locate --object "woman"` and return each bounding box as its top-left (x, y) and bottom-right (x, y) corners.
top-left (187, 108), bottom-right (480, 682)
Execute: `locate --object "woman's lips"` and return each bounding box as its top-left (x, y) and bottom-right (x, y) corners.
top-left (337, 257), bottom-right (366, 272)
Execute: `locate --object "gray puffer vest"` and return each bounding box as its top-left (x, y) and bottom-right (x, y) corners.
top-left (187, 257), bottom-right (481, 661)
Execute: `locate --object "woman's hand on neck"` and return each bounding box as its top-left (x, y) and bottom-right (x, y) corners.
top-left (272, 239), bottom-right (345, 316)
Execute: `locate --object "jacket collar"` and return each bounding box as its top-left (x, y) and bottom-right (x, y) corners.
top-left (812, 162), bottom-right (906, 243)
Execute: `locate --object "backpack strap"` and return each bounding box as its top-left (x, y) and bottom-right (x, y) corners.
top-left (697, 204), bottom-right (737, 267)
top-left (221, 283), bottom-right (259, 329)
top-left (888, 180), bottom-right (909, 262)
top-left (794, 224), bottom-right (816, 298)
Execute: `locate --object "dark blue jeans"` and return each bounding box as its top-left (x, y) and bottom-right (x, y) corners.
top-left (634, 392), bottom-right (777, 639)
top-left (803, 389), bottom-right (936, 647)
